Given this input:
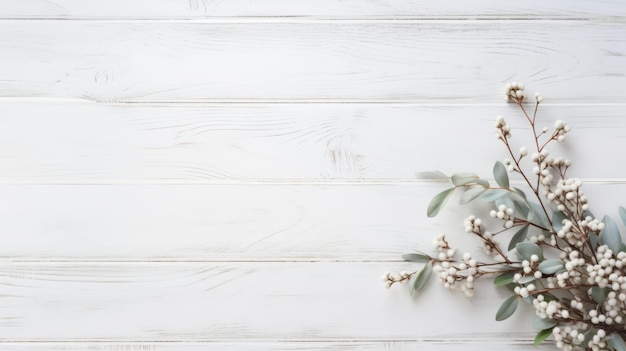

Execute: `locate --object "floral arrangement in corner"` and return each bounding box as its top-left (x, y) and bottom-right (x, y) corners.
top-left (383, 83), bottom-right (626, 351)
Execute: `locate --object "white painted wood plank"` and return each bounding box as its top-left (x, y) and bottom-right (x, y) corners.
top-left (0, 262), bottom-right (540, 341)
top-left (0, 341), bottom-right (553, 350)
top-left (0, 102), bottom-right (623, 182)
top-left (1, 21), bottom-right (624, 102)
top-left (1, 0), bottom-right (623, 18)
top-left (0, 183), bottom-right (624, 261)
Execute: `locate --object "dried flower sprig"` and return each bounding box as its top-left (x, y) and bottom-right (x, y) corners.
top-left (385, 83), bottom-right (626, 351)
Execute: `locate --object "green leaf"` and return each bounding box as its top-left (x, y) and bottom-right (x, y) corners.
top-left (493, 161), bottom-right (510, 188)
top-left (601, 215), bottom-right (623, 253)
top-left (552, 211), bottom-right (567, 232)
top-left (427, 188), bottom-right (455, 217)
top-left (475, 179), bottom-right (490, 187)
top-left (451, 172), bottom-right (480, 186)
top-left (619, 207), bottom-right (626, 228)
top-left (538, 259), bottom-right (564, 275)
top-left (495, 295), bottom-right (519, 321)
top-left (516, 242), bottom-right (544, 262)
top-left (512, 187), bottom-right (527, 200)
top-left (609, 334), bottom-right (626, 351)
top-left (508, 225), bottom-right (529, 251)
top-left (519, 275), bottom-right (536, 284)
top-left (532, 316), bottom-right (558, 330)
top-left (459, 185), bottom-right (487, 205)
top-left (591, 286), bottom-right (609, 305)
top-left (528, 201), bottom-right (550, 228)
top-left (481, 189), bottom-right (510, 202)
top-left (402, 253), bottom-right (431, 263)
top-left (534, 327), bottom-right (554, 347)
top-left (411, 261), bottom-right (433, 294)
top-left (415, 170), bottom-right (449, 180)
top-left (494, 272), bottom-right (515, 286)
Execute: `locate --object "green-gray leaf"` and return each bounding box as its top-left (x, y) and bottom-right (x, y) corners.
top-left (496, 295), bottom-right (519, 321)
top-left (601, 215), bottom-right (623, 254)
top-left (415, 170), bottom-right (449, 180)
top-left (519, 275), bottom-right (536, 284)
top-left (619, 207), bottom-right (626, 228)
top-left (402, 253), bottom-right (431, 263)
top-left (427, 188), bottom-right (455, 217)
top-left (411, 261), bottom-right (433, 294)
top-left (516, 242), bottom-right (544, 262)
top-left (610, 333), bottom-right (626, 351)
top-left (591, 286), bottom-right (609, 305)
top-left (534, 327), bottom-right (554, 347)
top-left (451, 172), bottom-right (480, 186)
top-left (528, 201), bottom-right (550, 228)
top-left (532, 316), bottom-right (558, 330)
top-left (552, 211), bottom-right (567, 232)
top-left (508, 225), bottom-right (529, 251)
top-left (512, 187), bottom-right (527, 200)
top-left (538, 259), bottom-right (564, 275)
top-left (481, 189), bottom-right (510, 202)
top-left (493, 161), bottom-right (510, 188)
top-left (460, 185), bottom-right (487, 205)
top-left (494, 272), bottom-right (515, 286)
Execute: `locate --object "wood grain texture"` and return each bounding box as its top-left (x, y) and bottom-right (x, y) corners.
top-left (0, 183), bottom-right (625, 261)
top-left (0, 102), bottom-right (623, 183)
top-left (1, 0), bottom-right (624, 18)
top-left (1, 21), bottom-right (625, 102)
top-left (0, 262), bottom-right (539, 341)
top-left (0, 342), bottom-right (554, 351)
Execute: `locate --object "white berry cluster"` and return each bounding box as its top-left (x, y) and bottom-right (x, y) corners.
top-left (504, 82), bottom-right (526, 102)
top-left (490, 204), bottom-right (514, 228)
top-left (554, 120), bottom-right (570, 143)
top-left (495, 115), bottom-right (512, 140)
top-left (381, 271), bottom-right (412, 289)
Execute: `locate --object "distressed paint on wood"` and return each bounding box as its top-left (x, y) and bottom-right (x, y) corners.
top-left (0, 262), bottom-right (538, 341)
top-left (0, 183), bottom-right (625, 261)
top-left (0, 21), bottom-right (625, 102)
top-left (0, 102), bottom-right (623, 183)
top-left (1, 0), bottom-right (624, 18)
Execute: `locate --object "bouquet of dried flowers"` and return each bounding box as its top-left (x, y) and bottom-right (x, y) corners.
top-left (384, 83), bottom-right (626, 351)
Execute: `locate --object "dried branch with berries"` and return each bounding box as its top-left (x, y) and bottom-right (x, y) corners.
top-left (384, 83), bottom-right (626, 351)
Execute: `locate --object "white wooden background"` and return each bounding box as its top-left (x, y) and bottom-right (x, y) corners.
top-left (0, 1), bottom-right (625, 350)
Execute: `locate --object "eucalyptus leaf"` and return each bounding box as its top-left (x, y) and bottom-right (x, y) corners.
top-left (519, 275), bottom-right (536, 284)
top-left (495, 295), bottom-right (519, 321)
top-left (532, 316), bottom-right (558, 330)
top-left (481, 189), bottom-right (510, 202)
top-left (494, 272), bottom-right (515, 287)
top-left (591, 286), bottom-right (609, 305)
top-left (402, 253), bottom-right (431, 263)
top-left (512, 187), bottom-right (528, 201)
top-left (451, 172), bottom-right (480, 186)
top-left (415, 170), bottom-right (449, 180)
top-left (516, 242), bottom-right (544, 262)
top-left (475, 179), bottom-right (490, 187)
top-left (552, 211), bottom-right (567, 232)
top-left (493, 161), bottom-right (510, 188)
top-left (620, 207), bottom-right (626, 228)
top-left (427, 188), bottom-right (455, 218)
top-left (609, 333), bottom-right (626, 351)
top-left (528, 201), bottom-right (550, 228)
top-left (512, 199), bottom-right (530, 218)
top-left (600, 215), bottom-right (623, 254)
top-left (459, 185), bottom-right (487, 205)
top-left (534, 328), bottom-right (554, 347)
top-left (538, 259), bottom-right (564, 275)
top-left (411, 261), bottom-right (433, 294)
top-left (508, 225), bottom-right (529, 251)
